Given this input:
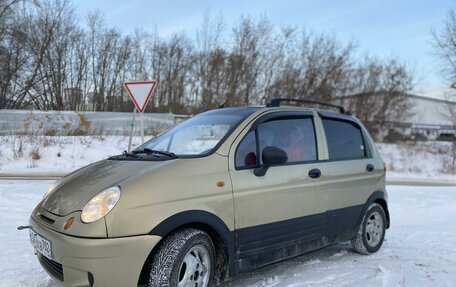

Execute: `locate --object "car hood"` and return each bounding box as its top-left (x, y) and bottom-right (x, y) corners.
top-left (42, 159), bottom-right (169, 216)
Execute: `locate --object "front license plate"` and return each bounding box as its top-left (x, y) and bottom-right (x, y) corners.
top-left (29, 229), bottom-right (52, 259)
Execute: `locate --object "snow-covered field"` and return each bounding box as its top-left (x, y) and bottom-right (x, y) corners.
top-left (1, 108), bottom-right (454, 181)
top-left (0, 181), bottom-right (455, 287)
top-left (0, 135), bottom-right (143, 175)
top-left (377, 142), bottom-right (456, 182)
top-left (0, 134), bottom-right (455, 183)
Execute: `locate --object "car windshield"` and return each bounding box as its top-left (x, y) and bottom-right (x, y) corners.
top-left (136, 108), bottom-right (258, 156)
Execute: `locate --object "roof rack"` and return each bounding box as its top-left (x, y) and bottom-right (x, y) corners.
top-left (266, 98), bottom-right (350, 115)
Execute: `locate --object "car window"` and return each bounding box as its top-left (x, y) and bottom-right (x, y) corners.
top-left (235, 131), bottom-right (258, 168)
top-left (322, 118), bottom-right (365, 160)
top-left (258, 118), bottom-right (317, 162)
top-left (137, 108), bottom-right (258, 156)
top-left (258, 118), bottom-right (317, 164)
top-left (236, 118), bottom-right (317, 168)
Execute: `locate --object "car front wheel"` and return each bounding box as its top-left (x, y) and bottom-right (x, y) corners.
top-left (148, 228), bottom-right (215, 287)
top-left (351, 203), bottom-right (386, 254)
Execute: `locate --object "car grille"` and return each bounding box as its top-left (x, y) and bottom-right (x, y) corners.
top-left (40, 255), bottom-right (64, 280)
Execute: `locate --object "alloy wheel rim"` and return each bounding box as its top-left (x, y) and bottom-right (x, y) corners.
top-left (177, 245), bottom-right (210, 287)
top-left (365, 211), bottom-right (384, 247)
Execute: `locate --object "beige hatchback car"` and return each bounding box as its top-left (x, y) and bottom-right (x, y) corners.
top-left (27, 98), bottom-right (389, 287)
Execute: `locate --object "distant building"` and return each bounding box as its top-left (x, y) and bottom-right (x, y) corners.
top-left (393, 94), bottom-right (456, 141)
top-left (339, 93), bottom-right (456, 141)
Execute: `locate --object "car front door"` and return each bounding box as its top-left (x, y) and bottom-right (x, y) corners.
top-left (228, 111), bottom-right (327, 271)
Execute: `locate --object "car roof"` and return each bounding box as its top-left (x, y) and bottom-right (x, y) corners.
top-left (203, 106), bottom-right (263, 117)
top-left (212, 105), bottom-right (355, 122)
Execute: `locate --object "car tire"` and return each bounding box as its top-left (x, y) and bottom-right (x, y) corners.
top-left (351, 203), bottom-right (386, 255)
top-left (148, 228), bottom-right (215, 287)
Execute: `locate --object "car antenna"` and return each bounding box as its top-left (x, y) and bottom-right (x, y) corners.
top-left (218, 99), bottom-right (228, 109)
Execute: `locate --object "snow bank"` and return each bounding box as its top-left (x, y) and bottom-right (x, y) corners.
top-left (377, 142), bottom-right (455, 182)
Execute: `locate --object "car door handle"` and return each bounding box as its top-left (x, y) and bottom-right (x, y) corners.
top-left (308, 168), bottom-right (321, 179)
top-left (366, 164), bottom-right (374, 172)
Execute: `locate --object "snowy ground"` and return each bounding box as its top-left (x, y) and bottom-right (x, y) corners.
top-left (0, 181), bottom-right (455, 287)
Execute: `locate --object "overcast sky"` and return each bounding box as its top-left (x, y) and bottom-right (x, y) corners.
top-left (76, 0), bottom-right (455, 99)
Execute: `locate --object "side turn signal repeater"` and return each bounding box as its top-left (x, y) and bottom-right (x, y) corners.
top-left (216, 181), bottom-right (225, 188)
top-left (64, 217), bottom-right (75, 230)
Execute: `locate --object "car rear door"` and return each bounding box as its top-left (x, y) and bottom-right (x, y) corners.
top-left (228, 111), bottom-right (327, 271)
top-left (316, 112), bottom-right (385, 241)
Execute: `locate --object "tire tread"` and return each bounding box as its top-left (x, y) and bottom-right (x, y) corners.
top-left (149, 228), bottom-right (212, 287)
top-left (351, 203), bottom-right (386, 255)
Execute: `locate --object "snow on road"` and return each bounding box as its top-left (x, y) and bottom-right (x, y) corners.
top-left (0, 181), bottom-right (455, 287)
top-left (0, 180), bottom-right (58, 287)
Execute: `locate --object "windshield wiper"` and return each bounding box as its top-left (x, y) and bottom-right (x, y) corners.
top-left (132, 148), bottom-right (178, 158)
top-left (123, 150), bottom-right (139, 158)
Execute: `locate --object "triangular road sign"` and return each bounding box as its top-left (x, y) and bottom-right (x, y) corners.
top-left (124, 81), bottom-right (156, 113)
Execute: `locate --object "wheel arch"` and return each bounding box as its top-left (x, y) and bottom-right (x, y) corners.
top-left (363, 191), bottom-right (390, 229)
top-left (373, 198), bottom-right (389, 229)
top-left (138, 210), bottom-right (235, 286)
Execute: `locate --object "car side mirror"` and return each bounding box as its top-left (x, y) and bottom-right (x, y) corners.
top-left (254, 146), bottom-right (288, 177)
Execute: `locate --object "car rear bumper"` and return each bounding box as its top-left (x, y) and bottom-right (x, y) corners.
top-left (29, 216), bottom-right (162, 287)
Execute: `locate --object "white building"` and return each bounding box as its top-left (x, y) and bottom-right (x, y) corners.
top-left (392, 94), bottom-right (455, 140)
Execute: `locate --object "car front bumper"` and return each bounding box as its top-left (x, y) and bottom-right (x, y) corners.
top-left (29, 216), bottom-right (162, 287)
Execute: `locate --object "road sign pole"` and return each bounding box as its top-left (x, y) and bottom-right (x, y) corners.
top-left (128, 108), bottom-right (137, 152)
top-left (123, 81), bottom-right (156, 149)
top-left (140, 112), bottom-right (144, 143)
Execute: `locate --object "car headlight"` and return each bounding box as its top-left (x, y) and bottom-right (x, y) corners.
top-left (81, 186), bottom-right (121, 223)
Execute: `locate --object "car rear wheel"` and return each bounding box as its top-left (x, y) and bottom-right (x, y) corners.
top-left (148, 228), bottom-right (215, 287)
top-left (351, 203), bottom-right (386, 255)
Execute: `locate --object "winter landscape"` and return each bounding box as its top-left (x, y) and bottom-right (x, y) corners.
top-left (2, 0), bottom-right (456, 286)
top-left (0, 115), bottom-right (455, 287)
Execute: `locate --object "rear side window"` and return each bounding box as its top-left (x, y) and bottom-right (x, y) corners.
top-left (322, 119), bottom-right (366, 160)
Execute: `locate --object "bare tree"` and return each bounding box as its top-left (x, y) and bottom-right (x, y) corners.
top-left (1, 0), bottom-right (59, 109)
top-left (65, 27), bottom-right (88, 110)
top-left (227, 16), bottom-right (273, 106)
top-left (444, 98), bottom-right (456, 172)
top-left (266, 31), bottom-right (355, 103)
top-left (433, 9), bottom-right (456, 87)
top-left (0, 0), bottom-right (32, 108)
top-left (1, 6), bottom-right (416, 119)
top-left (341, 57), bottom-right (415, 139)
top-left (193, 12), bottom-right (226, 110)
top-left (33, 0), bottom-right (78, 110)
top-left (432, 7), bottom-right (456, 172)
